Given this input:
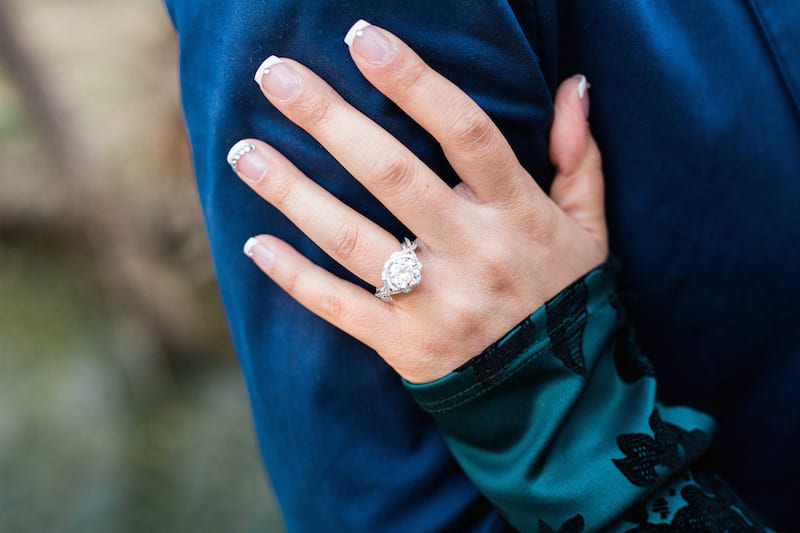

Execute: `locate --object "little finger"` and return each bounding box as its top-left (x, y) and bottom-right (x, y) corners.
top-left (244, 235), bottom-right (395, 350)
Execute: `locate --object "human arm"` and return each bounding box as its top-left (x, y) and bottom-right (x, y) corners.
top-left (233, 22), bottom-right (772, 531)
top-left (405, 261), bottom-right (765, 531)
top-left (164, 2), bottom-right (556, 530)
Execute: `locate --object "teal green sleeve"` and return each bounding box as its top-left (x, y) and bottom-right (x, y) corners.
top-left (404, 264), bottom-right (771, 532)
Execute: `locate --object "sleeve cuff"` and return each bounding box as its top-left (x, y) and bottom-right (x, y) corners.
top-left (403, 261), bottom-right (618, 412)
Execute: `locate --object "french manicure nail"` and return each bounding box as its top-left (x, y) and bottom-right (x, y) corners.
top-left (227, 140), bottom-right (269, 183)
top-left (243, 237), bottom-right (275, 268)
top-left (344, 19), bottom-right (370, 46)
top-left (254, 55), bottom-right (302, 102)
top-left (344, 20), bottom-right (396, 65)
top-left (576, 74), bottom-right (591, 119)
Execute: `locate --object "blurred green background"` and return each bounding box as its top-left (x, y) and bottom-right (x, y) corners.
top-left (0, 0), bottom-right (284, 530)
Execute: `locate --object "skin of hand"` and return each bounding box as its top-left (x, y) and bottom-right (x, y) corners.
top-left (229, 21), bottom-right (608, 384)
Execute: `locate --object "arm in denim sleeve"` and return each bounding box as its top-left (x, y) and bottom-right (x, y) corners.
top-left (405, 263), bottom-right (772, 532)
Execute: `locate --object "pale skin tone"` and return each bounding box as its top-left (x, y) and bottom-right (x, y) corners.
top-left (232, 22), bottom-right (608, 384)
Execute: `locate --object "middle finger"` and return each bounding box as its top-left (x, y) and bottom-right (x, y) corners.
top-left (254, 56), bottom-right (461, 246)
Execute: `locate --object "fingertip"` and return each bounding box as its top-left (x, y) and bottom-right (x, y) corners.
top-left (576, 74), bottom-right (591, 119)
top-left (550, 75), bottom-right (592, 173)
top-left (227, 139), bottom-right (272, 184)
top-left (549, 76), bottom-right (605, 228)
top-left (344, 19), bottom-right (370, 47)
top-left (554, 74), bottom-right (590, 123)
top-left (243, 235), bottom-right (276, 270)
top-left (227, 140), bottom-right (256, 172)
top-left (345, 20), bottom-right (397, 66)
top-left (253, 55), bottom-right (282, 86)
top-left (243, 236), bottom-right (260, 257)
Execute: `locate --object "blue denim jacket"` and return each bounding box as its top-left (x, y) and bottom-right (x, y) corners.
top-left (164, 1), bottom-right (800, 530)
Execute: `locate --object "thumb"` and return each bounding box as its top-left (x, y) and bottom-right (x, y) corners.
top-left (548, 75), bottom-right (607, 246)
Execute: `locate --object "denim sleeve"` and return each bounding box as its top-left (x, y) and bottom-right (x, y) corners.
top-left (405, 264), bottom-right (772, 532)
top-left (162, 0), bottom-right (562, 531)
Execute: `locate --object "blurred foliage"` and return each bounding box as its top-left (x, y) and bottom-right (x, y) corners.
top-left (0, 0), bottom-right (284, 531)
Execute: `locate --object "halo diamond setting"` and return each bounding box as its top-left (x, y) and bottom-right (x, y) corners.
top-left (376, 238), bottom-right (422, 301)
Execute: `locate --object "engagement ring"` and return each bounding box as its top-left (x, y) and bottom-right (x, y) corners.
top-left (375, 238), bottom-right (422, 301)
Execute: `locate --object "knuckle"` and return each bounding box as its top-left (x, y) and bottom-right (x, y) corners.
top-left (282, 266), bottom-right (301, 296)
top-left (447, 297), bottom-right (472, 324)
top-left (294, 93), bottom-right (334, 129)
top-left (449, 104), bottom-right (496, 152)
top-left (368, 152), bottom-right (415, 194)
top-left (329, 221), bottom-right (361, 262)
top-left (318, 291), bottom-right (345, 322)
top-left (391, 56), bottom-right (429, 95)
top-left (481, 255), bottom-right (517, 293)
top-left (512, 197), bottom-right (557, 241)
top-left (468, 238), bottom-right (518, 293)
top-left (267, 175), bottom-right (295, 210)
top-left (444, 294), bottom-right (483, 333)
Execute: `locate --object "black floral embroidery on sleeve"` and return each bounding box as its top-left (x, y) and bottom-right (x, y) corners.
top-left (625, 484), bottom-right (766, 532)
top-left (538, 514), bottom-right (584, 533)
top-left (453, 316), bottom-right (537, 389)
top-left (545, 279), bottom-right (588, 377)
top-left (691, 470), bottom-right (768, 532)
top-left (613, 409), bottom-right (710, 488)
top-left (670, 485), bottom-right (763, 532)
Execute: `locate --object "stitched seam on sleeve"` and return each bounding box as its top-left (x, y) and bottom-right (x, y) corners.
top-left (414, 328), bottom-right (549, 410)
top-left (419, 305), bottom-right (593, 413)
top-left (420, 340), bottom-right (556, 413)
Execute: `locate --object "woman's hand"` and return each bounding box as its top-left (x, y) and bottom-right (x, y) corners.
top-left (228, 21), bottom-right (607, 383)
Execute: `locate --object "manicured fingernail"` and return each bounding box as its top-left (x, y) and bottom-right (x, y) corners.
top-left (244, 237), bottom-right (275, 268)
top-left (576, 74), bottom-right (591, 119)
top-left (254, 56), bottom-right (302, 102)
top-left (344, 20), bottom-right (396, 65)
top-left (227, 140), bottom-right (268, 183)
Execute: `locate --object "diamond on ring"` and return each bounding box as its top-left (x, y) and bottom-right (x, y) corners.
top-left (375, 238), bottom-right (423, 301)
